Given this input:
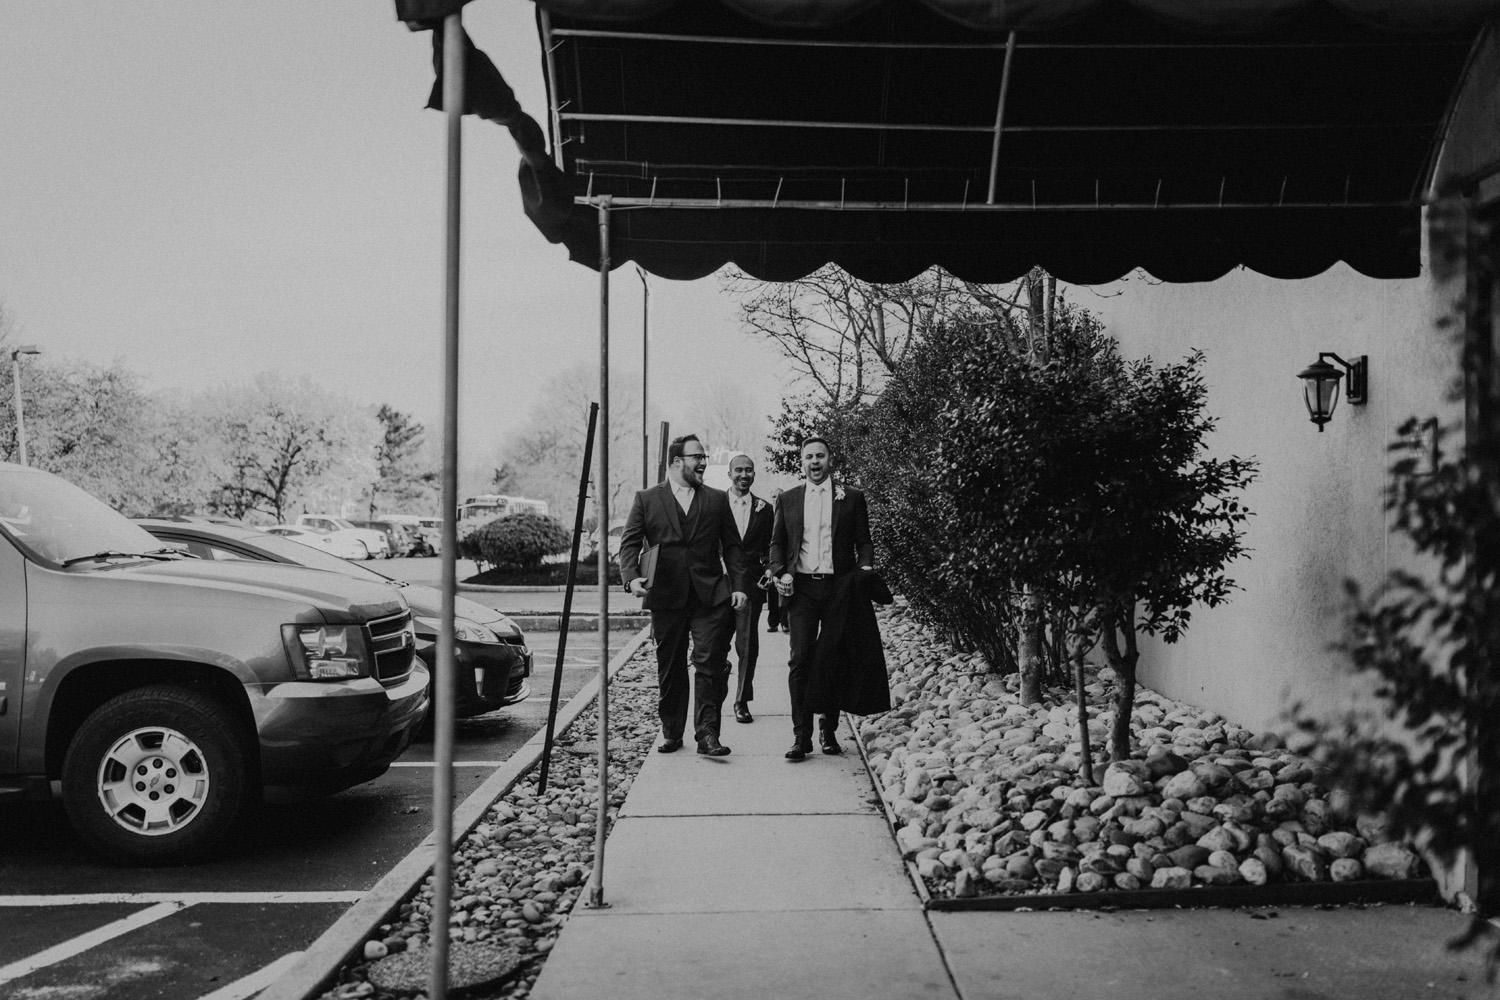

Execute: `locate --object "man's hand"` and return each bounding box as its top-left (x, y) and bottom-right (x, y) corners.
top-left (731, 591), bottom-right (747, 611)
top-left (775, 573), bottom-right (794, 597)
top-left (628, 578), bottom-right (648, 598)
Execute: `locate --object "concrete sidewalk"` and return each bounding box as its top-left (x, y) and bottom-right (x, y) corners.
top-left (530, 630), bottom-right (1495, 1000)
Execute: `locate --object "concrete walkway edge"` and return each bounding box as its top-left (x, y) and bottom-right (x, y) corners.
top-left (258, 624), bottom-right (653, 1000)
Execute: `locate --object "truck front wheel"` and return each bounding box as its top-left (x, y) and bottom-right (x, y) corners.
top-left (62, 685), bottom-right (256, 865)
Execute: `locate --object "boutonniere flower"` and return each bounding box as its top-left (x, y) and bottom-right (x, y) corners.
top-left (834, 484), bottom-right (846, 502)
top-left (754, 499), bottom-right (767, 514)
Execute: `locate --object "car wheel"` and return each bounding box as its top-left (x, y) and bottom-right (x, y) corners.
top-left (355, 540), bottom-right (371, 560)
top-left (62, 685), bottom-right (256, 865)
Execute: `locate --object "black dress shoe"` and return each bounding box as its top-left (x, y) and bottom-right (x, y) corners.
top-left (697, 734), bottom-right (731, 756)
top-left (734, 703), bottom-right (753, 723)
top-left (780, 624), bottom-right (790, 633)
top-left (819, 730), bottom-right (843, 755)
top-left (784, 743), bottom-right (806, 761)
top-left (766, 625), bottom-right (778, 633)
top-left (658, 738), bottom-right (683, 753)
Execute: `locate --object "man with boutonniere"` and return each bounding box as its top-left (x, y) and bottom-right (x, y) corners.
top-left (619, 434), bottom-right (749, 757)
top-left (725, 452), bottom-right (774, 724)
top-left (768, 436), bottom-right (875, 761)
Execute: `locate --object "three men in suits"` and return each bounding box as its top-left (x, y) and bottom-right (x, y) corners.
top-left (769, 436), bottom-right (876, 761)
top-left (725, 452), bottom-right (774, 724)
top-left (619, 434), bottom-right (748, 756)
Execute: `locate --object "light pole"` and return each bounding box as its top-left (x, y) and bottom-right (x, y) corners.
top-left (10, 345), bottom-right (40, 466)
top-left (637, 265), bottom-right (649, 489)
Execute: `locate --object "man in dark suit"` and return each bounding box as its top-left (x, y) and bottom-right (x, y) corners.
top-left (725, 452), bottom-right (774, 724)
top-left (763, 487), bottom-right (787, 634)
top-left (619, 434), bottom-right (749, 756)
top-left (769, 435), bottom-right (875, 761)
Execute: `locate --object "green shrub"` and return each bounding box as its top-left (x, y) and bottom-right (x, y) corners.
top-left (458, 512), bottom-right (571, 572)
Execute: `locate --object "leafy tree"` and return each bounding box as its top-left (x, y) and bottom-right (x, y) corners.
top-left (497, 362), bottom-right (641, 520)
top-left (490, 462), bottom-right (518, 493)
top-left (201, 373), bottom-right (377, 523)
top-left (368, 404), bottom-right (435, 516)
top-left (725, 264), bottom-right (1057, 411)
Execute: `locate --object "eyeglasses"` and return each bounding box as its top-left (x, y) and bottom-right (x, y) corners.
top-left (680, 452), bottom-right (708, 463)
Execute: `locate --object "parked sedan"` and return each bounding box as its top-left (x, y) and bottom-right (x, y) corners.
top-left (265, 524), bottom-right (370, 560)
top-left (294, 515), bottom-right (391, 559)
top-left (137, 519), bottom-right (532, 719)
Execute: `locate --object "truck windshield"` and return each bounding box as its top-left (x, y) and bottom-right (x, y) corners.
top-left (0, 467), bottom-right (165, 567)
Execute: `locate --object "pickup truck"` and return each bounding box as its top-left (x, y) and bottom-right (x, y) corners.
top-left (0, 463), bottom-right (429, 864)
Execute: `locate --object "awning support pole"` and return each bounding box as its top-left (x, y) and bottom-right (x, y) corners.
top-left (587, 197), bottom-right (613, 909)
top-left (638, 265), bottom-right (649, 490)
top-left (987, 31), bottom-right (1018, 205)
top-left (430, 11), bottom-right (464, 1000)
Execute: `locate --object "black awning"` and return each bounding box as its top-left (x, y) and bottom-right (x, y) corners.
top-left (455, 0), bottom-right (1496, 282)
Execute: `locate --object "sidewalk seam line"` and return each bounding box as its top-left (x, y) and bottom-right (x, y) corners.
top-left (851, 712), bottom-right (964, 999)
top-left (255, 624), bottom-right (653, 1000)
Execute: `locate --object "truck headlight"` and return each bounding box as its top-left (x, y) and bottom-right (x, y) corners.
top-left (282, 624), bottom-right (373, 680)
top-left (415, 616), bottom-right (501, 644)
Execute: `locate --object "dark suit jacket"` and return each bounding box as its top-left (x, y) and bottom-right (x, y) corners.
top-left (618, 481), bottom-right (748, 612)
top-left (806, 568), bottom-right (895, 716)
top-left (769, 480), bottom-right (875, 579)
top-left (731, 491), bottom-right (774, 584)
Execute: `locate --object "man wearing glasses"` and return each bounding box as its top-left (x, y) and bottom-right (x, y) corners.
top-left (620, 434), bottom-right (749, 756)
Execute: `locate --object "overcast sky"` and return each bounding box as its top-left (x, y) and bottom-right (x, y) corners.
top-left (0, 1), bottom-right (786, 472)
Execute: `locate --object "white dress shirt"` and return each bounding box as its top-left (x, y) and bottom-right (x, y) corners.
top-left (798, 481), bottom-right (834, 574)
top-left (672, 482), bottom-right (694, 515)
top-left (730, 492), bottom-right (752, 538)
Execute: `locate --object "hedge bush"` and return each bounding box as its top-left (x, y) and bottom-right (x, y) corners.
top-left (457, 511), bottom-right (572, 573)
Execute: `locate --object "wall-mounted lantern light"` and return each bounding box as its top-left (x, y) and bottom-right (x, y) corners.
top-left (1296, 352), bottom-right (1368, 432)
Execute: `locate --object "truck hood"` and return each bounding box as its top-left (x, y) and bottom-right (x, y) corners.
top-left (117, 559), bottom-right (406, 620)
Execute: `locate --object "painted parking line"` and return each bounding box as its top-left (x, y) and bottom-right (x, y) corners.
top-left (0, 900), bottom-right (183, 985)
top-left (0, 892), bottom-right (365, 906)
top-left (196, 950), bottom-right (303, 1000)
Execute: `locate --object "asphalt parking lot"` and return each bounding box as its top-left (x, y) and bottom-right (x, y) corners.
top-left (0, 624), bottom-right (640, 1000)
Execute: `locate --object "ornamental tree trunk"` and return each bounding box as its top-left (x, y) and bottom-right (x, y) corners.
top-left (1016, 586), bottom-right (1044, 705)
top-left (1073, 640), bottom-right (1094, 782)
top-left (1100, 600), bottom-right (1140, 762)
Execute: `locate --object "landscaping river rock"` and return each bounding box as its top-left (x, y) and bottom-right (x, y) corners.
top-left (321, 646), bottom-right (659, 1000)
top-left (862, 606), bottom-right (1426, 900)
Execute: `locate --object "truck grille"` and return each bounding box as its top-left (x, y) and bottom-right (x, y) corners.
top-left (368, 610), bottom-right (416, 682)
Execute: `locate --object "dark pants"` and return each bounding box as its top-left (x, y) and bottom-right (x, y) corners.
top-left (732, 590), bottom-right (764, 704)
top-left (651, 593), bottom-right (735, 742)
top-left (764, 585), bottom-right (782, 628)
top-left (786, 574), bottom-right (840, 742)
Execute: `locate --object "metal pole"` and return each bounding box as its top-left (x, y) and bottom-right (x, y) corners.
top-left (587, 198), bottom-right (612, 909)
top-left (431, 13), bottom-right (463, 1000)
top-left (656, 421), bottom-right (671, 484)
top-left (986, 31), bottom-right (1018, 205)
top-left (538, 402), bottom-right (599, 794)
top-left (638, 265), bottom-right (649, 490)
top-left (10, 354), bottom-right (26, 467)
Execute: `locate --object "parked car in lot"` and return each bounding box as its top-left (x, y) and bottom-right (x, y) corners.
top-left (137, 519), bottom-right (532, 726)
top-left (265, 523), bottom-right (369, 560)
top-left (0, 463), bottom-right (429, 864)
top-left (349, 518), bottom-right (419, 558)
top-left (382, 514), bottom-right (439, 556)
top-left (294, 515), bottom-right (390, 558)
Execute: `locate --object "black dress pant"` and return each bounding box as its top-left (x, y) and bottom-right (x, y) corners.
top-left (732, 590), bottom-right (764, 704)
top-left (651, 592), bottom-right (735, 742)
top-left (786, 574), bottom-right (840, 741)
top-left (764, 585), bottom-right (782, 628)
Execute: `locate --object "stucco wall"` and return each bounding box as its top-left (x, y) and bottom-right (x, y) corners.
top-left (1074, 262), bottom-right (1460, 733)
